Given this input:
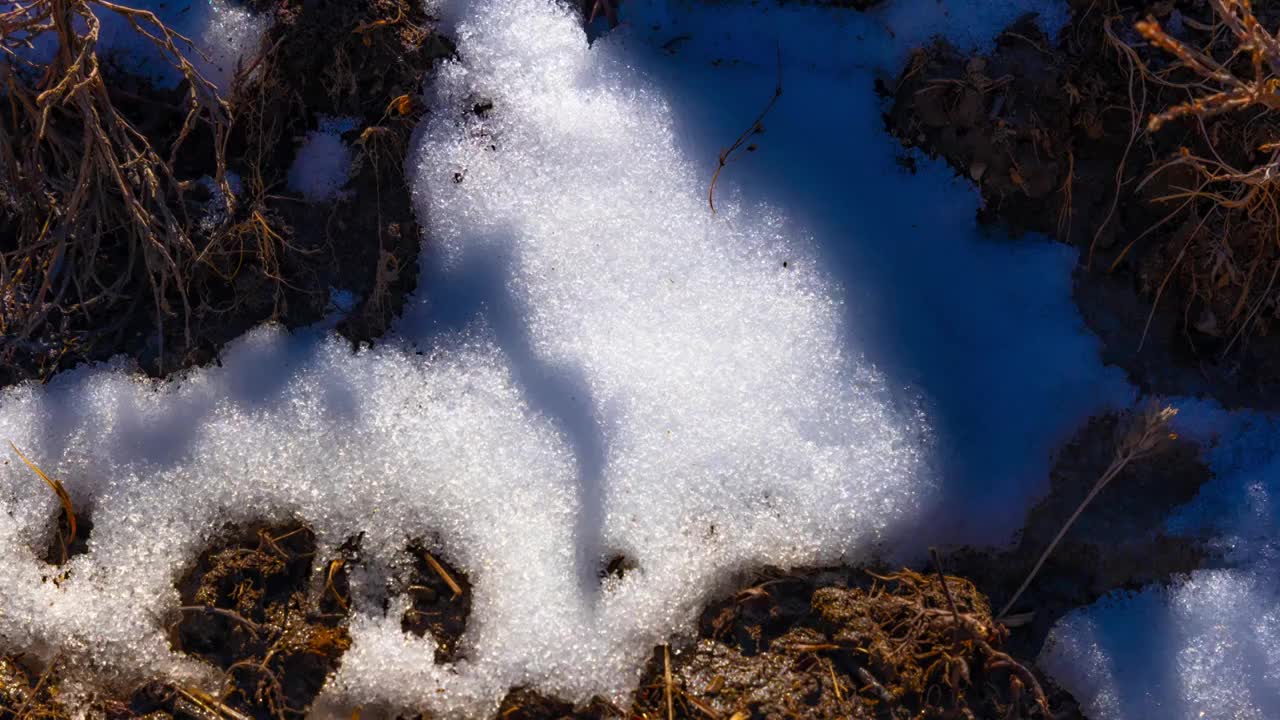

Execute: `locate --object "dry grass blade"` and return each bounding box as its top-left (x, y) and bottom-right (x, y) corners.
top-left (9, 441), bottom-right (75, 541)
top-left (174, 685), bottom-right (255, 720)
top-left (998, 401), bottom-right (1178, 619)
top-left (177, 605), bottom-right (265, 639)
top-left (663, 644), bottom-right (674, 720)
top-left (326, 559), bottom-right (349, 611)
top-left (10, 658), bottom-right (56, 720)
top-left (423, 550), bottom-right (464, 599)
top-left (826, 658), bottom-right (844, 704)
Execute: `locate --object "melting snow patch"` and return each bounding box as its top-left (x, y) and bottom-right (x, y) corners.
top-left (1042, 569), bottom-right (1280, 720)
top-left (1042, 401), bottom-right (1280, 719)
top-left (0, 0), bottom-right (1134, 715)
top-left (289, 117), bottom-right (361, 202)
top-left (0, 328), bottom-right (585, 711)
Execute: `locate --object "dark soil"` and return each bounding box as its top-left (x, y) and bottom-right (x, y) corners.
top-left (398, 541), bottom-right (473, 664)
top-left (0, 0), bottom-right (454, 389)
top-left (887, 0), bottom-right (1280, 409)
top-left (42, 506), bottom-right (92, 568)
top-left (782, 0), bottom-right (884, 8)
top-left (496, 688), bottom-right (622, 719)
top-left (171, 524), bottom-right (351, 720)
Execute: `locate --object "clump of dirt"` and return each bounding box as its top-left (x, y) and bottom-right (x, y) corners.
top-left (0, 0), bottom-right (454, 389)
top-left (887, 1), bottom-right (1280, 408)
top-left (0, 656), bottom-right (67, 720)
top-left (496, 688), bottom-right (621, 719)
top-left (398, 542), bottom-right (472, 664)
top-left (945, 409), bottom-right (1213, 660)
top-left (631, 567), bottom-right (1053, 720)
top-left (172, 524), bottom-right (351, 719)
top-left (888, 16), bottom-right (1068, 236)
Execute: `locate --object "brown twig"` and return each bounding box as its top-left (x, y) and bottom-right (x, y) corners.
top-left (178, 605), bottom-right (266, 638)
top-left (2, 0), bottom-right (237, 373)
top-left (423, 549), bottom-right (463, 599)
top-left (709, 44), bottom-right (782, 214)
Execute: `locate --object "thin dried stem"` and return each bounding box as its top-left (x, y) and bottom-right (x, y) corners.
top-left (709, 44), bottom-right (782, 214)
top-left (999, 401), bottom-right (1179, 619)
top-left (2, 0), bottom-right (237, 372)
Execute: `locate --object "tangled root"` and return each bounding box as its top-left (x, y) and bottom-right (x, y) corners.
top-left (1, 0), bottom-right (235, 370)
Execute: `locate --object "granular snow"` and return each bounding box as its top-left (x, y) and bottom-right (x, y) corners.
top-left (0, 0), bottom-right (1141, 716)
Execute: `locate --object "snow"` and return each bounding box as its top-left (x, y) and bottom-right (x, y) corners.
top-left (0, 329), bottom-right (586, 707)
top-left (289, 117), bottom-right (361, 202)
top-left (1041, 402), bottom-right (1280, 719)
top-left (0, 0), bottom-right (1158, 716)
top-left (621, 0), bottom-right (1069, 71)
top-left (589, 0), bottom-right (1128, 546)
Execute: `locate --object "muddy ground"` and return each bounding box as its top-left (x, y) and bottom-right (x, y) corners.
top-left (0, 0), bottom-right (1263, 718)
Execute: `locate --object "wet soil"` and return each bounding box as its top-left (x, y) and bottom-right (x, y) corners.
top-left (496, 688), bottom-right (622, 719)
top-left (887, 0), bottom-right (1280, 409)
top-left (397, 541), bottom-right (473, 664)
top-left (0, 0), bottom-right (454, 388)
top-left (637, 568), bottom-right (1054, 720)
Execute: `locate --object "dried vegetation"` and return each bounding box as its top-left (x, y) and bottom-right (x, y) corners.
top-left (1, 0), bottom-right (451, 387)
top-left (398, 541), bottom-right (472, 665)
top-left (2, 0), bottom-right (237, 381)
top-left (626, 567), bottom-right (1053, 720)
top-left (889, 0), bottom-right (1280, 404)
top-left (171, 525), bottom-right (351, 720)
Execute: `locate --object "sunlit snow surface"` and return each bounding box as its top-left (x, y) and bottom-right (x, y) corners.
top-left (0, 0), bottom-right (1138, 715)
